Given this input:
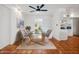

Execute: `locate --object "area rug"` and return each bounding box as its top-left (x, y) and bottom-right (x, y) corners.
top-left (16, 40), bottom-right (56, 49)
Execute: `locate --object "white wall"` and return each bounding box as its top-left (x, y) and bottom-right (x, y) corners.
top-left (23, 13), bottom-right (53, 32)
top-left (0, 5), bottom-right (23, 48)
top-left (0, 5), bottom-right (11, 49)
top-left (10, 8), bottom-right (17, 44)
top-left (73, 18), bottom-right (79, 35)
top-left (10, 7), bottom-right (23, 44)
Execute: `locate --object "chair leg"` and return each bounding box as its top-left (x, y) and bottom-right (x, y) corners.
top-left (25, 37), bottom-right (31, 45)
top-left (21, 39), bottom-right (25, 47)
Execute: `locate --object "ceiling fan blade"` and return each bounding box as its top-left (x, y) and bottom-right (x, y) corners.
top-left (37, 6), bottom-right (40, 9)
top-left (40, 4), bottom-right (44, 8)
top-left (40, 9), bottom-right (48, 11)
top-left (29, 6), bottom-right (36, 9)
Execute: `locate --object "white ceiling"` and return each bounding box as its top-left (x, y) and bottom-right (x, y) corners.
top-left (5, 4), bottom-right (79, 17)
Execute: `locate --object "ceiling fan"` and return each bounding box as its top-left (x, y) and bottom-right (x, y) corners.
top-left (29, 4), bottom-right (48, 12)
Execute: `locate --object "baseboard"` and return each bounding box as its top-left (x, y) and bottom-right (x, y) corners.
top-left (74, 35), bottom-right (79, 37)
top-left (0, 43), bottom-right (9, 49)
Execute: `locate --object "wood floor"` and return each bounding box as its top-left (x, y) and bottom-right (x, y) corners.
top-left (0, 36), bottom-right (79, 54)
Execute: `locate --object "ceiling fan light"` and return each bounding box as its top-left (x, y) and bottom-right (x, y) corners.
top-left (36, 11), bottom-right (40, 13)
